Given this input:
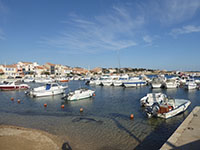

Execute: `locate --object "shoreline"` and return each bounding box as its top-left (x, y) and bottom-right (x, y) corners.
top-left (0, 125), bottom-right (70, 150)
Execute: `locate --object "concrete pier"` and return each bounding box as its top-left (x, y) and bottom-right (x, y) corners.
top-left (161, 106), bottom-right (200, 150)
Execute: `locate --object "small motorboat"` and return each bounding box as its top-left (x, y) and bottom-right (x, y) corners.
top-left (185, 79), bottom-right (197, 90)
top-left (56, 77), bottom-right (69, 83)
top-left (140, 93), bottom-right (167, 107)
top-left (0, 80), bottom-right (29, 91)
top-left (63, 88), bottom-right (95, 101)
top-left (23, 77), bottom-right (35, 83)
top-left (26, 83), bottom-right (68, 97)
top-left (145, 98), bottom-right (191, 119)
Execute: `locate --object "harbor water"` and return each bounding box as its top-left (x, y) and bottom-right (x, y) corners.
top-left (0, 81), bottom-right (200, 150)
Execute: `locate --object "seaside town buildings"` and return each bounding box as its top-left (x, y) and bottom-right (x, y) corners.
top-left (0, 61), bottom-right (200, 79)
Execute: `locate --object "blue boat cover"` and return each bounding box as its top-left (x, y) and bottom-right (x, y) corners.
top-left (46, 84), bottom-right (51, 90)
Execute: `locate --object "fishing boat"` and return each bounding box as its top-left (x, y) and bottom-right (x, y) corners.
top-left (140, 93), bottom-right (167, 107)
top-left (26, 83), bottom-right (68, 97)
top-left (63, 88), bottom-right (95, 101)
top-left (145, 98), bottom-right (191, 119)
top-left (0, 80), bottom-right (29, 91)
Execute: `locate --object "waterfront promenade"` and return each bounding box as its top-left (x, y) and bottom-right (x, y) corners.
top-left (161, 106), bottom-right (200, 150)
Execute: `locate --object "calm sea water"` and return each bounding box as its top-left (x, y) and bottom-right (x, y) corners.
top-left (0, 80), bottom-right (200, 150)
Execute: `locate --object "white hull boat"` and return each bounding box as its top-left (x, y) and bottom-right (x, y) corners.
top-left (151, 83), bottom-right (162, 88)
top-left (26, 83), bottom-right (68, 97)
top-left (64, 88), bottom-right (95, 101)
top-left (34, 78), bottom-right (54, 83)
top-left (165, 80), bottom-right (179, 89)
top-left (185, 79), bottom-right (197, 90)
top-left (0, 81), bottom-right (29, 91)
top-left (140, 93), bottom-right (167, 107)
top-left (113, 80), bottom-right (123, 86)
top-left (23, 78), bottom-right (35, 83)
top-left (123, 77), bottom-right (146, 88)
top-left (145, 99), bottom-right (191, 119)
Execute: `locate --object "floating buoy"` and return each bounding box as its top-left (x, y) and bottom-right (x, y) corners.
top-left (10, 97), bottom-right (14, 101)
top-left (80, 108), bottom-right (83, 112)
top-left (130, 114), bottom-right (134, 120)
top-left (93, 93), bottom-right (96, 96)
top-left (61, 104), bottom-right (65, 109)
top-left (44, 104), bottom-right (47, 107)
top-left (17, 100), bottom-right (20, 103)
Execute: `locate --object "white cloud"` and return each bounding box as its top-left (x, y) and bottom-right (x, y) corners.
top-left (159, 0), bottom-right (200, 25)
top-left (170, 25), bottom-right (200, 36)
top-left (41, 6), bottom-right (143, 54)
top-left (143, 35), bottom-right (152, 44)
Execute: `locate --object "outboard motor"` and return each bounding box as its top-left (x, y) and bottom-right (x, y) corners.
top-left (145, 102), bottom-right (160, 118)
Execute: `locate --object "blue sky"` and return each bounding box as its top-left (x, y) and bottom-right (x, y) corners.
top-left (0, 0), bottom-right (200, 71)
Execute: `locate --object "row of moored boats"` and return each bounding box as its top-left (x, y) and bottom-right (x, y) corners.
top-left (0, 80), bottom-right (192, 119)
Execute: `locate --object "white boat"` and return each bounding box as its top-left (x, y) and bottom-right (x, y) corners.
top-left (113, 75), bottom-right (129, 86)
top-left (123, 77), bottom-right (146, 88)
top-left (56, 77), bottom-right (69, 83)
top-left (185, 79), bottom-right (197, 90)
top-left (34, 78), bottom-right (55, 83)
top-left (145, 98), bottom-right (191, 119)
top-left (0, 80), bottom-right (29, 91)
top-left (101, 76), bottom-right (113, 86)
top-left (26, 83), bottom-right (68, 97)
top-left (23, 77), bottom-right (35, 83)
top-left (64, 88), bottom-right (95, 101)
top-left (150, 77), bottom-right (163, 88)
top-left (140, 93), bottom-right (167, 107)
top-left (164, 79), bottom-right (179, 88)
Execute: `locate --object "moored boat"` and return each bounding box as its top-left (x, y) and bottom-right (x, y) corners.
top-left (145, 98), bottom-right (191, 119)
top-left (0, 80), bottom-right (29, 91)
top-left (63, 88), bottom-right (95, 101)
top-left (26, 83), bottom-right (68, 97)
top-left (140, 93), bottom-right (167, 107)
top-left (123, 77), bottom-right (146, 88)
top-left (185, 79), bottom-right (197, 90)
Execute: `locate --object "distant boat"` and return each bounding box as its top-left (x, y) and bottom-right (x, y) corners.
top-left (0, 80), bottom-right (29, 91)
top-left (113, 74), bottom-right (129, 86)
top-left (164, 79), bottom-right (179, 89)
top-left (56, 77), bottom-right (69, 83)
top-left (26, 83), bottom-right (67, 97)
top-left (34, 78), bottom-right (54, 83)
top-left (123, 77), bottom-right (146, 88)
top-left (150, 77), bottom-right (164, 88)
top-left (63, 88), bottom-right (95, 101)
top-left (23, 77), bottom-right (35, 83)
top-left (185, 79), bottom-right (197, 90)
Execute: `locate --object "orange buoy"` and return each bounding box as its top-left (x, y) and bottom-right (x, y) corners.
top-left (17, 100), bottom-right (20, 103)
top-left (130, 114), bottom-right (134, 120)
top-left (61, 104), bottom-right (65, 109)
top-left (80, 108), bottom-right (83, 112)
top-left (10, 97), bottom-right (14, 101)
top-left (93, 93), bottom-right (96, 96)
top-left (44, 103), bottom-right (47, 107)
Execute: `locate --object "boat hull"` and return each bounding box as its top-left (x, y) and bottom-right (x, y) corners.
top-left (157, 100), bottom-right (191, 119)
